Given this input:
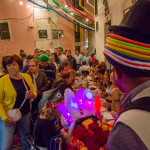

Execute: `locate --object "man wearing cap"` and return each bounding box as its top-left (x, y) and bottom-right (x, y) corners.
top-left (39, 54), bottom-right (56, 85)
top-left (57, 46), bottom-right (67, 64)
top-left (104, 0), bottom-right (150, 149)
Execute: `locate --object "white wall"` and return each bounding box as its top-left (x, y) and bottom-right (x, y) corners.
top-left (95, 0), bottom-right (132, 62)
top-left (34, 0), bottom-right (59, 52)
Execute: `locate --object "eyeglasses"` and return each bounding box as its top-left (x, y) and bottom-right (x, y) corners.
top-left (29, 65), bottom-right (37, 67)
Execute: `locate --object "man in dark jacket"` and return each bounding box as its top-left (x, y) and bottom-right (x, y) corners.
top-left (38, 54), bottom-right (56, 84)
top-left (67, 50), bottom-right (77, 70)
top-left (27, 59), bottom-right (50, 113)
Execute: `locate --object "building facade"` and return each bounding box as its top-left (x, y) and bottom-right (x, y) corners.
top-left (0, 0), bottom-right (95, 57)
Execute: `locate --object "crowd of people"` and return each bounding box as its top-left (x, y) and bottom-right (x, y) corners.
top-left (0, 46), bottom-right (121, 150)
top-left (0, 0), bottom-right (150, 150)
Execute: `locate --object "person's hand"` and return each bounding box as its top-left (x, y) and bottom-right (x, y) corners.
top-left (4, 118), bottom-right (15, 127)
top-left (26, 90), bottom-right (35, 99)
top-left (73, 84), bottom-right (82, 89)
top-left (61, 128), bottom-right (73, 144)
top-left (111, 111), bottom-right (117, 118)
top-left (75, 77), bottom-right (79, 80)
top-left (102, 102), bottom-right (111, 109)
top-left (111, 88), bottom-right (120, 100)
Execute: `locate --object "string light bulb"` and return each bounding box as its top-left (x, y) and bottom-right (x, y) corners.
top-left (71, 12), bottom-right (74, 15)
top-left (65, 4), bottom-right (68, 8)
top-left (20, 1), bottom-right (23, 5)
top-left (86, 18), bottom-right (89, 22)
top-left (27, 4), bottom-right (31, 8)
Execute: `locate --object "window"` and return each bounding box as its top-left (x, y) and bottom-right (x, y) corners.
top-left (75, 32), bottom-right (80, 42)
top-left (96, 21), bottom-right (99, 32)
top-left (38, 30), bottom-right (48, 38)
top-left (72, 0), bottom-right (84, 11)
top-left (52, 30), bottom-right (58, 39)
top-left (103, 0), bottom-right (110, 17)
top-left (75, 46), bottom-right (80, 52)
top-left (52, 30), bottom-right (64, 39)
top-left (74, 22), bottom-right (80, 42)
top-left (95, 0), bottom-right (98, 15)
top-left (0, 22), bottom-right (10, 40)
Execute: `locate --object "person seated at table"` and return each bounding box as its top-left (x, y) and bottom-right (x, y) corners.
top-left (79, 60), bottom-right (90, 74)
top-left (33, 107), bottom-right (59, 150)
top-left (102, 72), bottom-right (123, 117)
top-left (56, 62), bottom-right (70, 79)
top-left (89, 64), bottom-right (106, 88)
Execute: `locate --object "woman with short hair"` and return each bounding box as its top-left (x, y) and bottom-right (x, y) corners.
top-left (0, 54), bottom-right (37, 150)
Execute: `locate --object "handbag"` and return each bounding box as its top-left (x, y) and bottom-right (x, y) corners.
top-left (6, 75), bottom-right (28, 122)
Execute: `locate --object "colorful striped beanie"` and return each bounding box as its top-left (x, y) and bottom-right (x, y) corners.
top-left (104, 0), bottom-right (150, 76)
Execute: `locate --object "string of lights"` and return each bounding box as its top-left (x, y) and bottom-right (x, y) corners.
top-left (43, 0), bottom-right (95, 30)
top-left (79, 0), bottom-right (94, 19)
top-left (28, 0), bottom-right (95, 31)
top-left (67, 0), bottom-right (94, 23)
top-left (51, 0), bottom-right (94, 28)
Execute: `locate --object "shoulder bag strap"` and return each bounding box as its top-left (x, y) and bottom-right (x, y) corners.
top-left (19, 76), bottom-right (29, 110)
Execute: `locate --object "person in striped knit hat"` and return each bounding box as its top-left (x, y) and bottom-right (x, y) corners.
top-left (104, 0), bottom-right (150, 150)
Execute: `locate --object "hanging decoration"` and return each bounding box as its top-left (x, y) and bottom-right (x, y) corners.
top-left (28, 0), bottom-right (95, 31)
top-left (79, 0), bottom-right (94, 19)
top-left (68, 0), bottom-right (95, 23)
top-left (43, 0), bottom-right (94, 30)
top-left (51, 0), bottom-right (94, 28)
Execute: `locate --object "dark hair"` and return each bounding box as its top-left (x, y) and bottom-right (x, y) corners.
top-left (2, 54), bottom-right (23, 70)
top-left (62, 62), bottom-right (69, 68)
top-left (51, 52), bottom-right (60, 64)
top-left (20, 49), bottom-right (24, 52)
top-left (40, 50), bottom-right (45, 53)
top-left (98, 67), bottom-right (106, 75)
top-left (89, 61), bottom-right (93, 67)
top-left (51, 78), bottom-right (66, 89)
top-left (82, 60), bottom-right (86, 65)
top-left (92, 59), bottom-right (99, 67)
top-left (27, 55), bottom-right (34, 60)
top-left (58, 65), bottom-right (64, 73)
top-left (45, 50), bottom-right (50, 53)
top-left (67, 50), bottom-right (71, 53)
top-left (34, 49), bottom-right (39, 53)
top-left (20, 53), bottom-right (27, 58)
top-left (91, 53), bottom-right (94, 58)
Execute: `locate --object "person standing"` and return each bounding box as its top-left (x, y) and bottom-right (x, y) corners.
top-left (34, 49), bottom-right (40, 60)
top-left (57, 46), bottom-right (67, 64)
top-left (67, 50), bottom-right (77, 70)
top-left (83, 51), bottom-right (92, 66)
top-left (39, 54), bottom-right (56, 84)
top-left (104, 0), bottom-right (150, 149)
top-left (74, 50), bottom-right (83, 70)
top-left (45, 50), bottom-right (51, 57)
top-left (27, 59), bottom-right (49, 113)
top-left (0, 54), bottom-right (36, 150)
